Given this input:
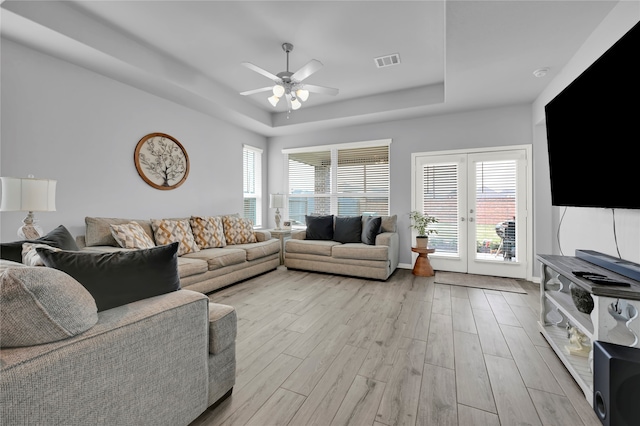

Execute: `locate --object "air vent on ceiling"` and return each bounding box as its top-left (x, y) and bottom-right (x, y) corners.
top-left (374, 53), bottom-right (401, 68)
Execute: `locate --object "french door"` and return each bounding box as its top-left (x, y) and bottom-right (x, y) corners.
top-left (412, 147), bottom-right (530, 279)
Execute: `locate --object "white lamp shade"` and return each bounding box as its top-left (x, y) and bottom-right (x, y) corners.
top-left (273, 84), bottom-right (285, 97)
top-left (269, 193), bottom-right (286, 209)
top-left (0, 177), bottom-right (57, 212)
top-left (291, 98), bottom-right (302, 110)
top-left (296, 89), bottom-right (309, 102)
top-left (268, 95), bottom-right (280, 107)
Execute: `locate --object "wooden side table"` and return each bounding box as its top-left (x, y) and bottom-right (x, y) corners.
top-left (268, 228), bottom-right (291, 265)
top-left (411, 247), bottom-right (436, 277)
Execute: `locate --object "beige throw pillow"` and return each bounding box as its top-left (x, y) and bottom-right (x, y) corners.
top-left (22, 243), bottom-right (61, 266)
top-left (150, 218), bottom-right (199, 256)
top-left (190, 216), bottom-right (226, 249)
top-left (110, 222), bottom-right (156, 249)
top-left (222, 215), bottom-right (257, 245)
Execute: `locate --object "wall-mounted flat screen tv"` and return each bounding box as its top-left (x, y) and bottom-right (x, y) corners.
top-left (544, 20), bottom-right (639, 209)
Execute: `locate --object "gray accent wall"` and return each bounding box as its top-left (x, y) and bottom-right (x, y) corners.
top-left (267, 104), bottom-right (534, 269)
top-left (1, 39), bottom-right (267, 241)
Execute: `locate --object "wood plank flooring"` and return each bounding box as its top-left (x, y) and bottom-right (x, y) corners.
top-left (190, 268), bottom-right (601, 426)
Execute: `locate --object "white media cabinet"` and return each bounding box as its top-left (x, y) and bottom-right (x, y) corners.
top-left (537, 254), bottom-right (640, 406)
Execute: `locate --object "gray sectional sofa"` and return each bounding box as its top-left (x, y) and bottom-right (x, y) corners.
top-left (284, 215), bottom-right (399, 280)
top-left (0, 259), bottom-right (237, 426)
top-left (77, 216), bottom-right (281, 294)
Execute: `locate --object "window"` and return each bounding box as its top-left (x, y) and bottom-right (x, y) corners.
top-left (284, 140), bottom-right (390, 226)
top-left (243, 145), bottom-right (262, 227)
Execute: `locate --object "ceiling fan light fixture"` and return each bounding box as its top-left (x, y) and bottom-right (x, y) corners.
top-left (273, 84), bottom-right (285, 97)
top-left (296, 89), bottom-right (309, 102)
top-left (291, 98), bottom-right (302, 110)
top-left (268, 95), bottom-right (280, 107)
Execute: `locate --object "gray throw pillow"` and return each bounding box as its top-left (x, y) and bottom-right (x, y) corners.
top-left (334, 216), bottom-right (363, 243)
top-left (0, 267), bottom-right (98, 348)
top-left (361, 216), bottom-right (382, 245)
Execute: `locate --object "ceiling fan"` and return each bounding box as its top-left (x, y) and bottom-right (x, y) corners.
top-left (240, 42), bottom-right (339, 110)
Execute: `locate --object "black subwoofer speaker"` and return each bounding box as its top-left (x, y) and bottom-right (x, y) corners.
top-left (593, 340), bottom-right (640, 426)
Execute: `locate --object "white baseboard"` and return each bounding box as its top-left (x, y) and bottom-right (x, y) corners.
top-left (398, 263), bottom-right (412, 270)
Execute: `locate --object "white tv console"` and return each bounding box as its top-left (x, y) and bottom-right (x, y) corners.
top-left (537, 254), bottom-right (640, 407)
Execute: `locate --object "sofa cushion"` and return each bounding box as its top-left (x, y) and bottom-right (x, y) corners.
top-left (37, 242), bottom-right (181, 312)
top-left (222, 215), bottom-right (257, 245)
top-left (151, 218), bottom-right (199, 256)
top-left (331, 243), bottom-right (389, 261)
top-left (208, 303), bottom-right (237, 355)
top-left (223, 239), bottom-right (280, 261)
top-left (0, 266), bottom-right (98, 347)
top-left (305, 215), bottom-right (334, 240)
top-left (85, 217), bottom-right (154, 247)
top-left (381, 214), bottom-right (398, 233)
top-left (0, 225), bottom-right (79, 263)
top-left (361, 216), bottom-right (382, 245)
top-left (177, 257), bottom-right (208, 279)
top-left (183, 248), bottom-right (247, 270)
top-left (285, 239), bottom-right (341, 257)
top-left (110, 222), bottom-right (156, 249)
top-left (334, 216), bottom-right (362, 243)
top-left (190, 216), bottom-right (227, 249)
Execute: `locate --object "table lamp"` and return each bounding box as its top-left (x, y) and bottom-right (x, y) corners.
top-left (1, 175), bottom-right (57, 239)
top-left (269, 193), bottom-right (286, 229)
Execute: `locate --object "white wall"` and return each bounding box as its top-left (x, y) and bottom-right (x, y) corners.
top-left (267, 104), bottom-right (533, 268)
top-left (532, 2), bottom-right (640, 266)
top-left (0, 39), bottom-right (268, 241)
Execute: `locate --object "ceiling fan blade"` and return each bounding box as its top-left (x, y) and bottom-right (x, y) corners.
top-left (242, 62), bottom-right (281, 82)
top-left (240, 87), bottom-right (273, 96)
top-left (303, 84), bottom-right (339, 96)
top-left (291, 59), bottom-right (323, 82)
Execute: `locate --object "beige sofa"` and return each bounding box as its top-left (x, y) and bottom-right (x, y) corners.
top-left (284, 215), bottom-right (399, 280)
top-left (0, 260), bottom-right (237, 426)
top-left (77, 217), bottom-right (281, 294)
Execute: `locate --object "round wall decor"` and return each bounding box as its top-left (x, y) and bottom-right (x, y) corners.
top-left (134, 133), bottom-right (189, 190)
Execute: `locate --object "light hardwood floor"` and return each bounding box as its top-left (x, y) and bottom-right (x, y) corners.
top-left (190, 268), bottom-right (602, 426)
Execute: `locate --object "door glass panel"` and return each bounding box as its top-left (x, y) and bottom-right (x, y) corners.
top-left (422, 163), bottom-right (459, 255)
top-left (474, 160), bottom-right (517, 261)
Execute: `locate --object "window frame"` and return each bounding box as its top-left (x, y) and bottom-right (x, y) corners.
top-left (283, 139), bottom-right (391, 227)
top-left (243, 144), bottom-right (263, 228)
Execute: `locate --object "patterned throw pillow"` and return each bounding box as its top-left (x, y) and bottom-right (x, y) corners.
top-left (222, 215), bottom-right (257, 245)
top-left (150, 219), bottom-right (199, 256)
top-left (110, 222), bottom-right (156, 249)
top-left (189, 216), bottom-right (227, 249)
top-left (21, 243), bottom-right (61, 266)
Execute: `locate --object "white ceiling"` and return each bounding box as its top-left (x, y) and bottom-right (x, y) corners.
top-left (0, 1), bottom-right (618, 136)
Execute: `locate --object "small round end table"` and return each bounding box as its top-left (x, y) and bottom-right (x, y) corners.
top-left (411, 247), bottom-right (436, 277)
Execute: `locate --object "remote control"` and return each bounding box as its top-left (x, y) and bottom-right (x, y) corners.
top-left (588, 277), bottom-right (631, 287)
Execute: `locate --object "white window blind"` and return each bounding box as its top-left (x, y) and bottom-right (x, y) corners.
top-left (285, 141), bottom-right (390, 225)
top-left (243, 145), bottom-right (262, 227)
top-left (422, 163), bottom-right (459, 254)
top-left (475, 160), bottom-right (517, 252)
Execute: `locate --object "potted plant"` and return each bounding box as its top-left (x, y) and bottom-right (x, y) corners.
top-left (409, 210), bottom-right (438, 248)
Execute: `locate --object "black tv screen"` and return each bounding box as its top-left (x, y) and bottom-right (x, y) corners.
top-left (545, 21), bottom-right (640, 209)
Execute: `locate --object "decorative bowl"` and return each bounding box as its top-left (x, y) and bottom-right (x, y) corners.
top-left (570, 283), bottom-right (594, 314)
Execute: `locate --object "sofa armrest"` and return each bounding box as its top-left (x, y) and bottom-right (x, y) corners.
top-left (208, 303), bottom-right (237, 355)
top-left (254, 230), bottom-right (271, 242)
top-left (376, 232), bottom-right (399, 271)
